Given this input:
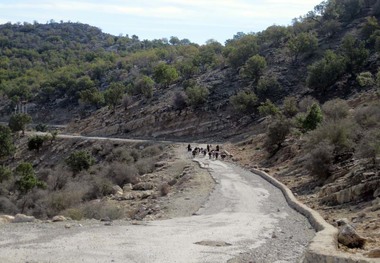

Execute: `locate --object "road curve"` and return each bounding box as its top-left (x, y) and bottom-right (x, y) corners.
top-left (0, 135), bottom-right (315, 262)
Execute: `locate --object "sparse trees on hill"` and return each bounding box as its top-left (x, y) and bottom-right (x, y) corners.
top-left (341, 34), bottom-right (369, 73)
top-left (65, 151), bottom-right (95, 174)
top-left (135, 75), bottom-right (155, 98)
top-left (224, 34), bottom-right (259, 69)
top-left (256, 75), bottom-right (281, 100)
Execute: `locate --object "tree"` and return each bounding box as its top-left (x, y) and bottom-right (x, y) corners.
top-left (240, 55), bottom-right (267, 83)
top-left (28, 135), bottom-right (46, 152)
top-left (230, 90), bottom-right (258, 114)
top-left (135, 75), bottom-right (154, 98)
top-left (265, 117), bottom-right (291, 154)
top-left (302, 103), bottom-right (323, 131)
top-left (8, 113), bottom-right (32, 135)
top-left (185, 85), bottom-right (209, 109)
top-left (307, 50), bottom-right (346, 92)
top-left (153, 63), bottom-right (179, 88)
top-left (287, 32), bottom-right (318, 63)
top-left (15, 162), bottom-right (46, 194)
top-left (104, 82), bottom-right (125, 110)
top-left (341, 34), bottom-right (369, 73)
top-left (256, 75), bottom-right (281, 100)
top-left (224, 34), bottom-right (259, 69)
top-left (356, 71), bottom-right (374, 87)
top-left (0, 125), bottom-right (14, 160)
top-left (65, 151), bottom-right (95, 174)
top-left (79, 88), bottom-right (105, 108)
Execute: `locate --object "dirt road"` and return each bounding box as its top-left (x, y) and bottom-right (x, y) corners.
top-left (0, 137), bottom-right (315, 262)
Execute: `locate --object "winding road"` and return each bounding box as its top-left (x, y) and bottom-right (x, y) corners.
top-left (0, 134), bottom-right (315, 263)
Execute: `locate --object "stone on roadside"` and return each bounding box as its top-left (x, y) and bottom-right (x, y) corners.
top-left (133, 182), bottom-right (154, 191)
top-left (337, 218), bottom-right (366, 248)
top-left (52, 215), bottom-right (68, 222)
top-left (12, 214), bottom-right (35, 223)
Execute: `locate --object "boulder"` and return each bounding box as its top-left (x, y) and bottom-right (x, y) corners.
top-left (112, 185), bottom-right (123, 196)
top-left (52, 215), bottom-right (68, 222)
top-left (337, 218), bottom-right (366, 248)
top-left (0, 215), bottom-right (15, 223)
top-left (123, 183), bottom-right (133, 192)
top-left (12, 214), bottom-right (36, 223)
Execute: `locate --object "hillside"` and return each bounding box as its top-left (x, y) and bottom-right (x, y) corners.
top-left (0, 0), bottom-right (380, 259)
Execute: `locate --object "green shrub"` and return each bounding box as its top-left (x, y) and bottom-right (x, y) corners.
top-left (302, 103), bottom-right (323, 131)
top-left (8, 113), bottom-right (32, 134)
top-left (240, 54), bottom-right (267, 82)
top-left (135, 75), bottom-right (154, 98)
top-left (258, 99), bottom-right (280, 117)
top-left (65, 151), bottom-right (95, 174)
top-left (265, 117), bottom-right (291, 154)
top-left (322, 99), bottom-right (349, 120)
top-left (28, 135), bottom-right (46, 152)
top-left (256, 75), bottom-right (281, 100)
top-left (283, 96), bottom-right (299, 118)
top-left (0, 165), bottom-right (12, 183)
top-left (356, 71), bottom-right (374, 87)
top-left (298, 96), bottom-right (318, 113)
top-left (15, 162), bottom-right (46, 193)
top-left (0, 125), bottom-right (14, 159)
top-left (185, 85), bottom-right (209, 108)
top-left (287, 32), bottom-right (318, 62)
top-left (230, 90), bottom-right (258, 114)
top-left (306, 50), bottom-right (346, 92)
top-left (35, 123), bottom-right (47, 132)
top-left (341, 34), bottom-right (369, 73)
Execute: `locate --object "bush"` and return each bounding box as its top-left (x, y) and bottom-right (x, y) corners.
top-left (15, 162), bottom-right (46, 194)
top-left (172, 91), bottom-right (188, 111)
top-left (322, 99), bottom-right (349, 120)
top-left (135, 75), bottom-right (154, 98)
top-left (305, 141), bottom-right (334, 180)
top-left (258, 99), bottom-right (280, 117)
top-left (135, 158), bottom-right (155, 175)
top-left (28, 135), bottom-right (46, 152)
top-left (65, 151), bottom-right (95, 174)
top-left (81, 202), bottom-right (123, 220)
top-left (122, 94), bottom-right (132, 110)
top-left (282, 96), bottom-right (299, 118)
top-left (141, 145), bottom-right (163, 158)
top-left (357, 71), bottom-right (374, 87)
top-left (0, 165), bottom-right (12, 183)
top-left (106, 162), bottom-right (139, 186)
top-left (302, 103), bottom-right (323, 131)
top-left (356, 129), bottom-right (380, 161)
top-left (354, 103), bottom-right (380, 128)
top-left (8, 113), bottom-right (32, 134)
top-left (306, 119), bottom-right (357, 153)
top-left (240, 54), bottom-right (267, 82)
top-left (35, 123), bottom-right (47, 132)
top-left (230, 90), bottom-right (258, 114)
top-left (185, 85), bottom-right (209, 108)
top-left (306, 50), bottom-right (346, 92)
top-left (0, 196), bottom-right (18, 214)
top-left (61, 208), bottom-right (84, 220)
top-left (265, 117), bottom-right (291, 154)
top-left (0, 125), bottom-right (14, 159)
top-left (256, 75), bottom-right (281, 100)
top-left (298, 96), bottom-right (318, 113)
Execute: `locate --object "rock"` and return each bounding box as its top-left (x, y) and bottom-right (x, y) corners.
top-left (52, 215), bottom-right (68, 222)
top-left (133, 182), bottom-right (154, 191)
top-left (112, 185), bottom-right (123, 195)
top-left (12, 214), bottom-right (35, 223)
top-left (337, 218), bottom-right (366, 248)
top-left (64, 224), bottom-right (71, 229)
top-left (194, 240), bottom-right (232, 247)
top-left (0, 215), bottom-right (14, 223)
top-left (366, 248), bottom-right (380, 258)
top-left (154, 162), bottom-right (167, 168)
top-left (123, 183), bottom-right (133, 192)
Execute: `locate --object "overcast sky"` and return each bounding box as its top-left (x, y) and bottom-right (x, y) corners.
top-left (0, 0), bottom-right (322, 44)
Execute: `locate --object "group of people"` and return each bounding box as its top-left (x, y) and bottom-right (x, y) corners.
top-left (187, 144), bottom-right (227, 160)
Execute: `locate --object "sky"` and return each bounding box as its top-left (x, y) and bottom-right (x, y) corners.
top-left (0, 0), bottom-right (323, 44)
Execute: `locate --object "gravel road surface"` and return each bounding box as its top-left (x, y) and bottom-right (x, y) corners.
top-left (0, 150), bottom-right (315, 263)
